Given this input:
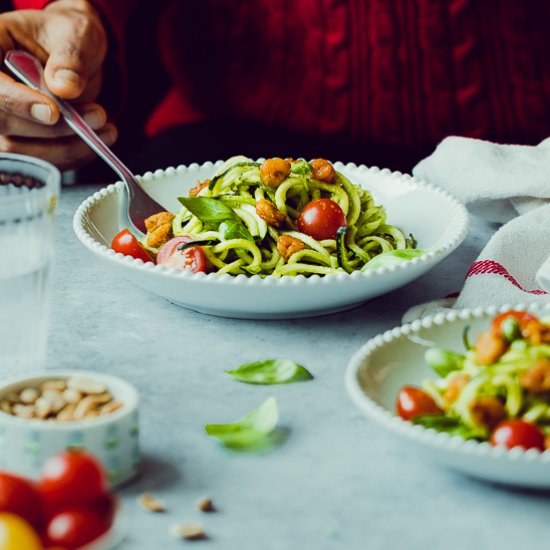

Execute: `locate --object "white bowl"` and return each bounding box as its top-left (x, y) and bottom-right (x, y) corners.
top-left (73, 161), bottom-right (468, 319)
top-left (0, 370), bottom-right (140, 487)
top-left (346, 303), bottom-right (550, 488)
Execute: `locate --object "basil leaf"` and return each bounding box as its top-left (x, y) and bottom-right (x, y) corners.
top-left (424, 348), bottom-right (465, 377)
top-left (226, 359), bottom-right (313, 385)
top-left (290, 159), bottom-right (312, 176)
top-left (219, 220), bottom-right (254, 242)
top-left (178, 197), bottom-right (238, 224)
top-left (413, 415), bottom-right (479, 440)
top-left (361, 248), bottom-right (427, 271)
top-left (413, 415), bottom-right (460, 429)
top-left (205, 397), bottom-right (279, 450)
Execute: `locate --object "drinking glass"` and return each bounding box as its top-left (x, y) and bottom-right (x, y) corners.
top-left (0, 153), bottom-right (61, 374)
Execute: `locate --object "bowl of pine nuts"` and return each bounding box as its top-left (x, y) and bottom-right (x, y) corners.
top-left (0, 370), bottom-right (140, 487)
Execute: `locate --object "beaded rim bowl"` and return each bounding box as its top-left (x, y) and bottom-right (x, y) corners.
top-left (345, 303), bottom-right (550, 488)
top-left (73, 160), bottom-right (468, 319)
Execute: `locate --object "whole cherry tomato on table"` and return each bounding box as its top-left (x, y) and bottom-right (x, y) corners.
top-left (0, 513), bottom-right (43, 550)
top-left (111, 229), bottom-right (153, 262)
top-left (297, 198), bottom-right (347, 240)
top-left (0, 473), bottom-right (42, 530)
top-left (490, 419), bottom-right (545, 451)
top-left (39, 451), bottom-right (107, 510)
top-left (396, 386), bottom-right (443, 421)
top-left (45, 505), bottom-right (111, 550)
top-left (156, 236), bottom-right (207, 273)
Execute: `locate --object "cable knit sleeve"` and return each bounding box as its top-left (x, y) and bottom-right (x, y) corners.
top-left (85, 0), bottom-right (138, 115)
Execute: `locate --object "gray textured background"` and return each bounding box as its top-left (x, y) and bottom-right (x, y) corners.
top-left (47, 185), bottom-right (549, 550)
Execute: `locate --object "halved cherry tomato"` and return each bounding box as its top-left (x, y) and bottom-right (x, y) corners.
top-left (111, 229), bottom-right (153, 262)
top-left (0, 473), bottom-right (42, 530)
top-left (491, 310), bottom-right (538, 334)
top-left (297, 198), bottom-right (347, 240)
top-left (396, 385), bottom-right (443, 421)
top-left (156, 236), bottom-right (207, 273)
top-left (39, 451), bottom-right (107, 509)
top-left (45, 505), bottom-right (111, 550)
top-left (0, 513), bottom-right (43, 550)
top-left (490, 419), bottom-right (545, 451)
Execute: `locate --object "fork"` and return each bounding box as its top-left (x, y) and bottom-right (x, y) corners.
top-left (4, 50), bottom-right (164, 235)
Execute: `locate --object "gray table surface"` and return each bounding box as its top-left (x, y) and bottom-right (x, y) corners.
top-left (48, 184), bottom-right (550, 550)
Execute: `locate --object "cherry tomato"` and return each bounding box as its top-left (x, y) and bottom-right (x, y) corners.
top-left (0, 513), bottom-right (43, 550)
top-left (156, 236), bottom-right (207, 273)
top-left (491, 310), bottom-right (538, 334)
top-left (91, 493), bottom-right (116, 526)
top-left (0, 473), bottom-right (42, 530)
top-left (490, 419), bottom-right (545, 451)
top-left (297, 198), bottom-right (347, 240)
top-left (39, 451), bottom-right (107, 509)
top-left (396, 385), bottom-right (443, 421)
top-left (45, 506), bottom-right (111, 550)
top-left (111, 229), bottom-right (153, 262)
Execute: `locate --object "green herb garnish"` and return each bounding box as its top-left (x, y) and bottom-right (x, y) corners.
top-left (205, 397), bottom-right (282, 452)
top-left (226, 359), bottom-right (313, 385)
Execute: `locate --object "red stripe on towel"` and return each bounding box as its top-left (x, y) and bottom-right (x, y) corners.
top-left (466, 260), bottom-right (548, 295)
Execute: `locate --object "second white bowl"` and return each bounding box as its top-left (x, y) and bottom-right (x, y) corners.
top-left (346, 303), bottom-right (550, 488)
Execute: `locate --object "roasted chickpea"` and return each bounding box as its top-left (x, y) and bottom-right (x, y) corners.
top-left (277, 235), bottom-right (305, 261)
top-left (256, 199), bottom-right (286, 228)
top-left (189, 179), bottom-right (210, 196)
top-left (145, 211), bottom-right (175, 248)
top-left (259, 158), bottom-right (291, 188)
top-left (310, 158), bottom-right (336, 183)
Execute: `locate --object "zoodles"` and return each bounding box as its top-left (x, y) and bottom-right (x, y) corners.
top-left (142, 156), bottom-right (417, 277)
top-left (397, 310), bottom-right (550, 450)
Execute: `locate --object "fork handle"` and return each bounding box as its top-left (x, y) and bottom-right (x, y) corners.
top-left (4, 50), bottom-right (137, 186)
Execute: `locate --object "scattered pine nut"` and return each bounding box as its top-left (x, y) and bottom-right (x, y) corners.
top-left (197, 497), bottom-right (214, 513)
top-left (172, 522), bottom-right (206, 541)
top-left (138, 492), bottom-right (166, 513)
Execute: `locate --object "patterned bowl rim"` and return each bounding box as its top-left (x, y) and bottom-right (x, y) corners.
top-left (73, 160), bottom-right (469, 286)
top-left (345, 302), bottom-right (550, 463)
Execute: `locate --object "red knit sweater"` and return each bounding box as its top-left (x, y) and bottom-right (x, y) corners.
top-left (13, 0), bottom-right (550, 150)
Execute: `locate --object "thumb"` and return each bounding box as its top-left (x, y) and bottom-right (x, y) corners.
top-left (44, 39), bottom-right (88, 99)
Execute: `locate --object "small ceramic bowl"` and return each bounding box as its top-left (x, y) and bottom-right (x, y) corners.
top-left (346, 303), bottom-right (550, 488)
top-left (0, 370), bottom-right (140, 487)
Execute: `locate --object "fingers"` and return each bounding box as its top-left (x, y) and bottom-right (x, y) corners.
top-left (0, 92), bottom-right (107, 138)
top-left (0, 123), bottom-right (118, 171)
top-left (0, 72), bottom-right (60, 125)
top-left (45, 43), bottom-right (87, 99)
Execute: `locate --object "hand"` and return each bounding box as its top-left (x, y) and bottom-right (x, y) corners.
top-left (0, 0), bottom-right (117, 170)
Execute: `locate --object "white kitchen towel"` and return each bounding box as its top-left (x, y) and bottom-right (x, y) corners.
top-left (411, 136), bottom-right (550, 310)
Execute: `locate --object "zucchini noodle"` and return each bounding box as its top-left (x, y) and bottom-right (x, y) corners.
top-left (411, 312), bottom-right (550, 444)
top-left (145, 156), bottom-right (416, 277)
